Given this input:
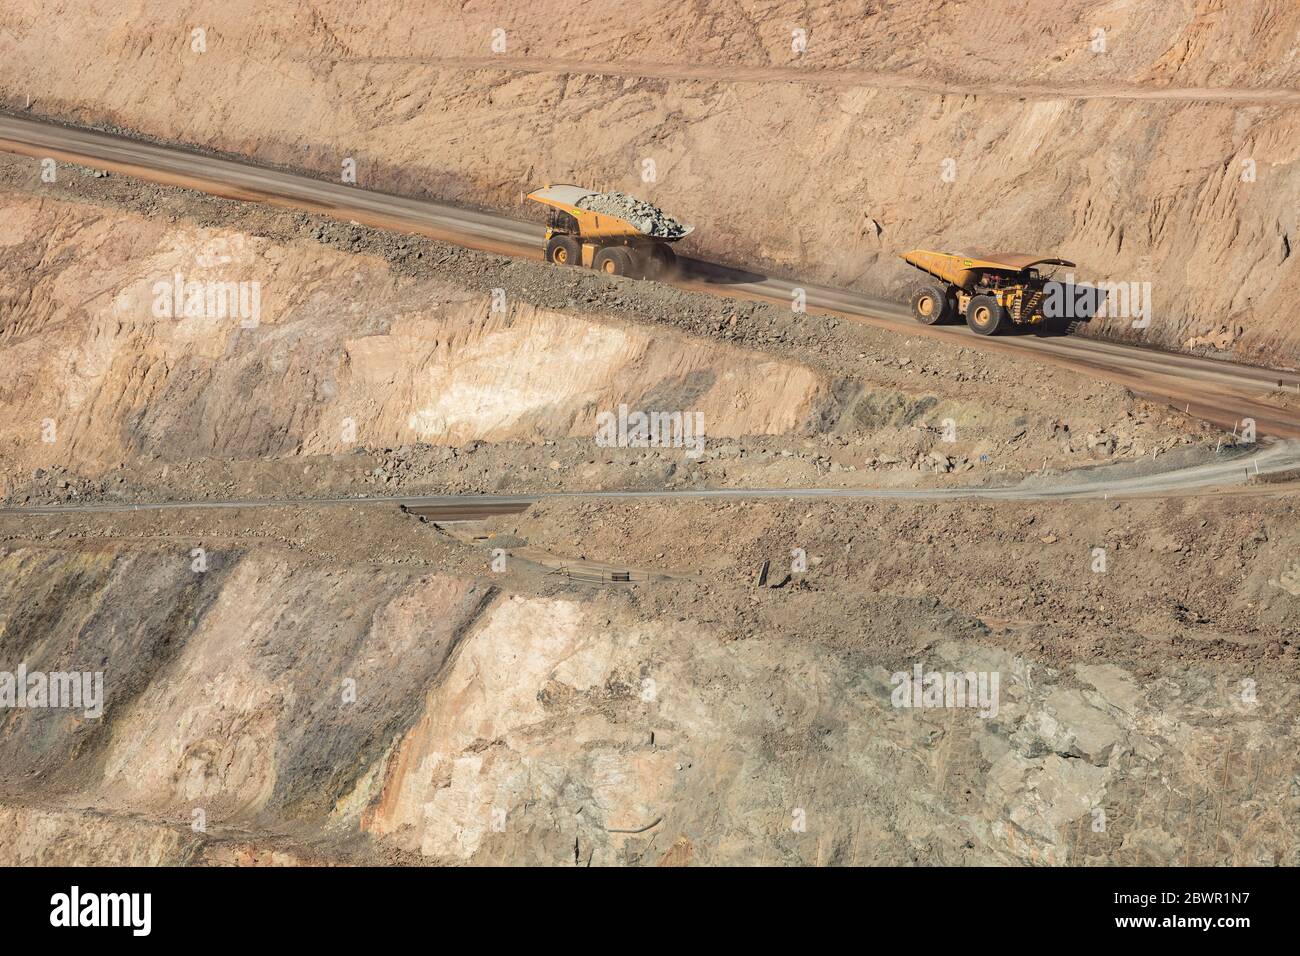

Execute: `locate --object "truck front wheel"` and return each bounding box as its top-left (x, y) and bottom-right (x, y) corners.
top-left (546, 235), bottom-right (581, 266)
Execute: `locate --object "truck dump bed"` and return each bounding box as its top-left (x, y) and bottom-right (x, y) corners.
top-left (527, 185), bottom-right (693, 241)
top-left (902, 249), bottom-right (1074, 290)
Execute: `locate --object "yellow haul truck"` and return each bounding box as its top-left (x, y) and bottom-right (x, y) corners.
top-left (527, 184), bottom-right (693, 280)
top-left (901, 250), bottom-right (1075, 336)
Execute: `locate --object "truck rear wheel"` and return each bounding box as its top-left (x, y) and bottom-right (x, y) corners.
top-left (594, 246), bottom-right (639, 278)
top-left (546, 235), bottom-right (581, 266)
top-left (965, 294), bottom-right (1006, 336)
top-left (910, 283), bottom-right (953, 325)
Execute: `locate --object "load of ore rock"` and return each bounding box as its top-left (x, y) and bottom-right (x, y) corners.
top-left (575, 191), bottom-right (692, 238)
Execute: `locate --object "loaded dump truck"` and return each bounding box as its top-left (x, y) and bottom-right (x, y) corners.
top-left (901, 249), bottom-right (1074, 335)
top-left (527, 184), bottom-right (693, 280)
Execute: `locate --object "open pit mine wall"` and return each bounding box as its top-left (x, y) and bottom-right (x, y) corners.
top-left (1, 1), bottom-right (1297, 365)
top-left (0, 540), bottom-right (1297, 866)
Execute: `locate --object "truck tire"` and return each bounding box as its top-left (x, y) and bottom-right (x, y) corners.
top-left (594, 246), bottom-right (639, 278)
top-left (910, 283), bottom-right (953, 325)
top-left (546, 235), bottom-right (581, 266)
top-left (966, 294), bottom-right (1006, 336)
top-left (644, 244), bottom-right (677, 280)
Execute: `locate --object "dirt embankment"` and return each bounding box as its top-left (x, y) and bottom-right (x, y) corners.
top-left (0, 186), bottom-right (819, 482)
top-left (0, 177), bottom-right (1208, 506)
top-left (1, 2), bottom-right (1297, 363)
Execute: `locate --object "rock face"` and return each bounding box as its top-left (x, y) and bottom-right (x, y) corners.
top-left (0, 193), bottom-right (823, 482)
top-left (0, 546), bottom-right (1295, 867)
top-left (0, 2), bottom-right (1296, 363)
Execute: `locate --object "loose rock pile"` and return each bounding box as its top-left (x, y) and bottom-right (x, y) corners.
top-left (575, 191), bottom-right (691, 238)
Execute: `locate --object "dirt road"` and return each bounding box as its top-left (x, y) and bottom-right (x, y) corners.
top-left (2, 111), bottom-right (1296, 437)
top-left (2, 440), bottom-right (1295, 518)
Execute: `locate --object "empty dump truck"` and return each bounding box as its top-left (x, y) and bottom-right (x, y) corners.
top-left (527, 184), bottom-right (693, 280)
top-left (901, 249), bottom-right (1075, 335)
